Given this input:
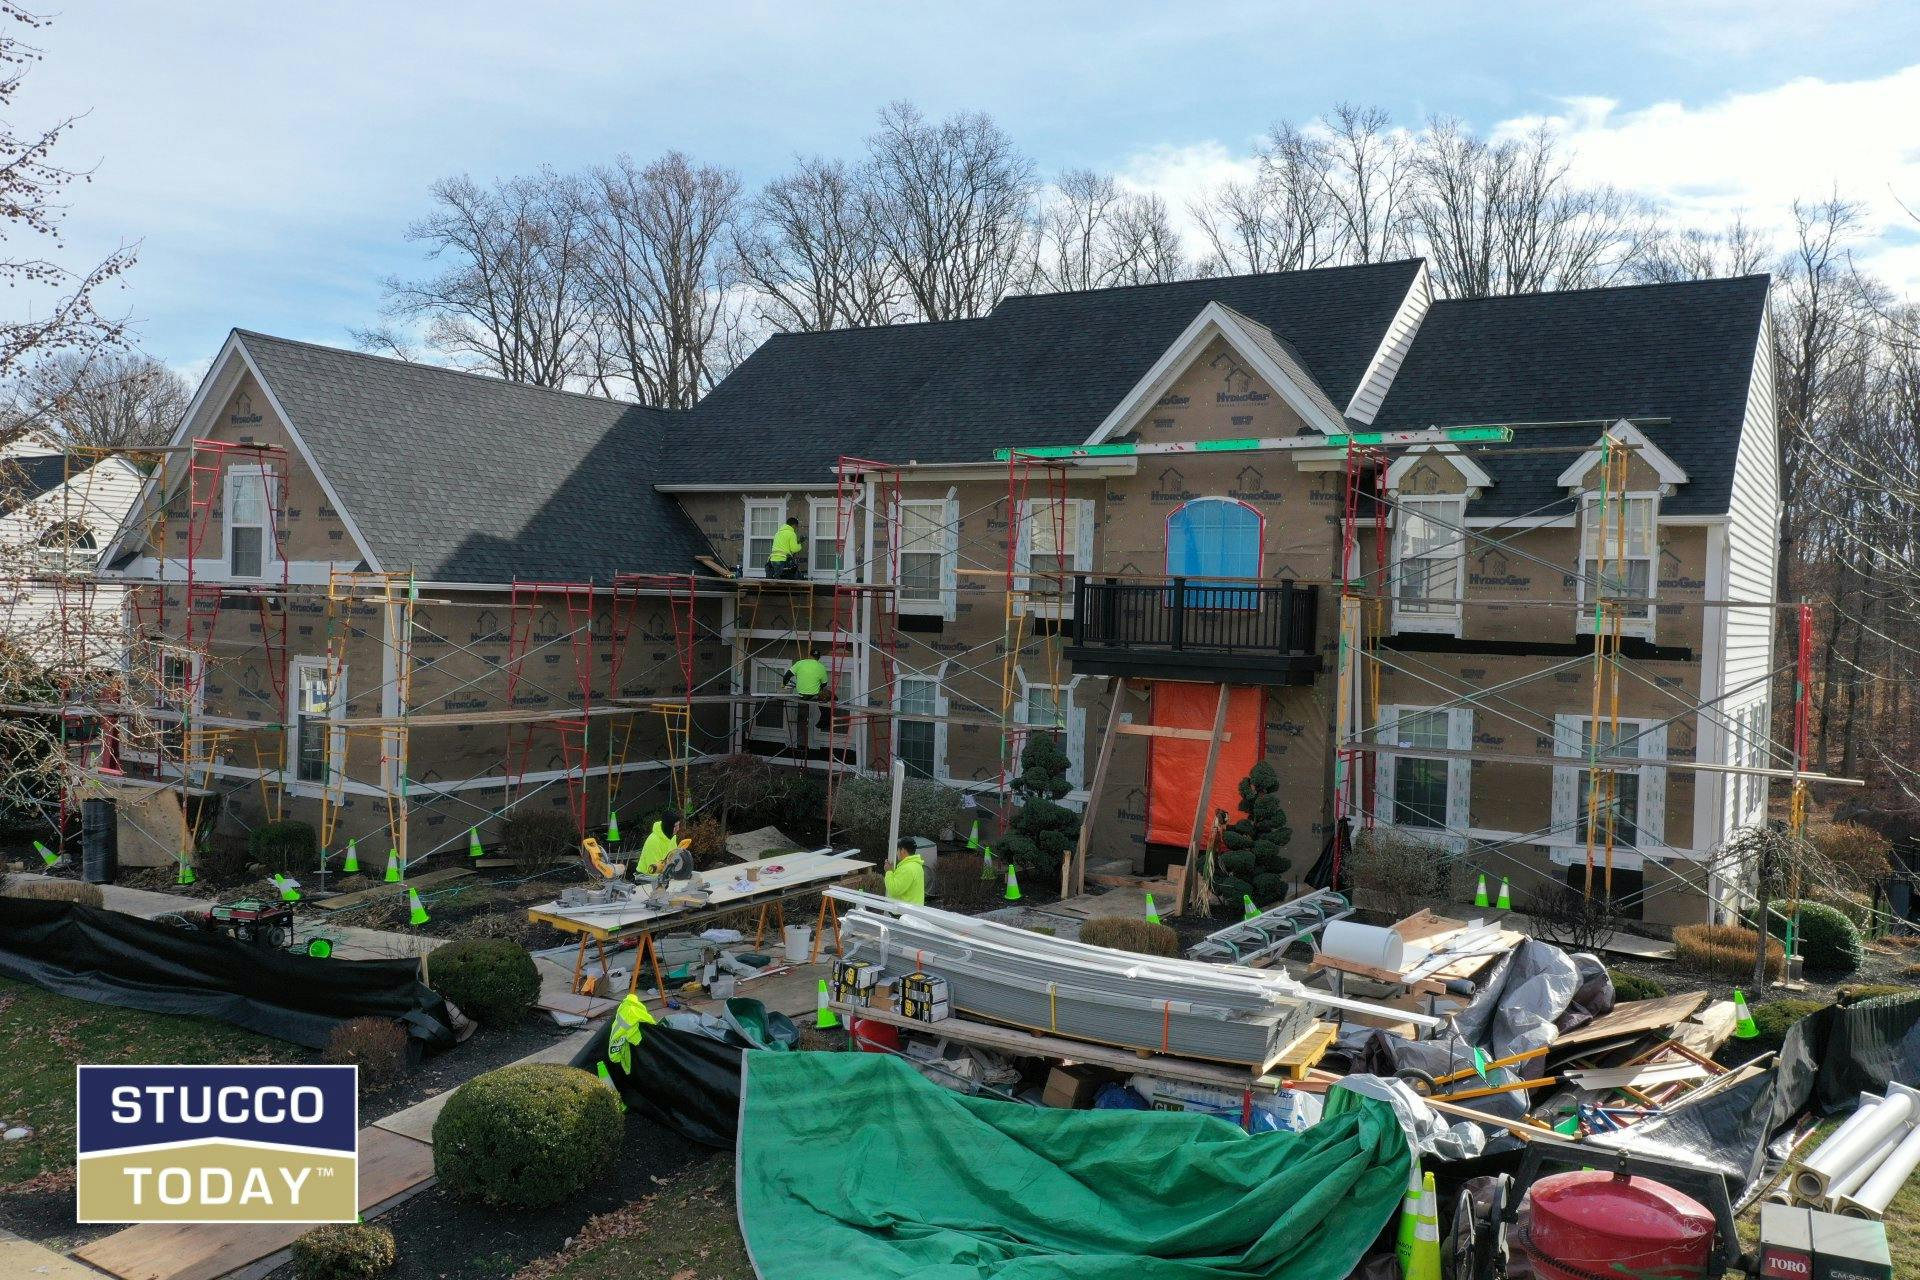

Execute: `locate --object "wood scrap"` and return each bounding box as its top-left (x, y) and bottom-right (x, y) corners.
top-left (1551, 992), bottom-right (1709, 1050)
top-left (1563, 1061), bottom-right (1710, 1091)
top-left (312, 866), bottom-right (473, 910)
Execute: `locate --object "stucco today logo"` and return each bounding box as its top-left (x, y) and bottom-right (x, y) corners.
top-left (76, 1065), bottom-right (358, 1224)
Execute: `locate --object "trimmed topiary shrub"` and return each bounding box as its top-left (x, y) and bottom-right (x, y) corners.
top-left (1674, 923), bottom-right (1782, 982)
top-left (1, 877), bottom-right (103, 907)
top-left (1745, 998), bottom-right (1827, 1055)
top-left (1078, 917), bottom-right (1181, 957)
top-left (1218, 759), bottom-right (1293, 915)
top-left (1609, 969), bottom-right (1666, 1002)
top-left (292, 1222), bottom-right (396, 1279)
top-left (432, 1063), bottom-right (622, 1209)
top-left (321, 1017), bottom-right (408, 1094)
top-left (249, 820), bottom-right (319, 877)
top-left (1758, 900), bottom-right (1863, 974)
top-left (998, 735), bottom-right (1080, 881)
top-left (425, 939), bottom-right (539, 1025)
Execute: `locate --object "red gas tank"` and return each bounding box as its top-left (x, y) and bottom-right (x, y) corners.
top-left (1521, 1171), bottom-right (1715, 1280)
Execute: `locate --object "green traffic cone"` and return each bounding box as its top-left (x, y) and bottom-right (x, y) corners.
top-left (272, 874), bottom-right (301, 903)
top-left (468, 827), bottom-right (483, 859)
top-left (606, 812), bottom-right (621, 843)
top-left (966, 819), bottom-right (979, 850)
top-left (341, 838), bottom-right (359, 874)
top-left (406, 886), bottom-right (430, 927)
top-left (1395, 1167), bottom-right (1421, 1275)
top-left (384, 848), bottom-right (401, 883)
top-left (816, 979), bottom-right (838, 1030)
top-left (1495, 878), bottom-right (1511, 911)
top-left (1004, 865), bottom-right (1022, 902)
top-left (1144, 892), bottom-right (1161, 925)
top-left (1473, 874), bottom-right (1489, 908)
top-left (1733, 988), bottom-right (1759, 1039)
top-left (980, 845), bottom-right (995, 879)
top-left (177, 860), bottom-right (196, 886)
top-left (33, 840), bottom-right (58, 867)
top-left (1242, 894), bottom-right (1259, 922)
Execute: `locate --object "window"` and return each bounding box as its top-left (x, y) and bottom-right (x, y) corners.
top-left (1390, 710), bottom-right (1450, 829)
top-left (35, 522), bottom-right (96, 571)
top-left (1392, 496), bottom-right (1464, 633)
top-left (809, 496), bottom-right (852, 582)
top-left (226, 465), bottom-right (275, 579)
top-left (895, 499), bottom-right (952, 615)
top-left (1166, 498), bottom-right (1261, 608)
top-left (292, 660), bottom-right (343, 786)
top-left (895, 675), bottom-right (941, 780)
top-left (747, 659), bottom-right (788, 743)
top-left (1023, 683), bottom-right (1084, 789)
top-left (743, 500), bottom-right (785, 578)
top-left (1553, 715), bottom-right (1667, 850)
top-left (1578, 494), bottom-right (1657, 634)
top-left (153, 648), bottom-right (199, 762)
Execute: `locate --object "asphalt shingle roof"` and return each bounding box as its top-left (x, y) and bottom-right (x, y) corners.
top-left (1368, 274), bottom-right (1771, 517)
top-left (236, 332), bottom-right (709, 581)
top-left (667, 259), bottom-right (1425, 482)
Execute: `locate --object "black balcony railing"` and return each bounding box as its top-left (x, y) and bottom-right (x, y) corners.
top-left (1066, 574), bottom-right (1322, 685)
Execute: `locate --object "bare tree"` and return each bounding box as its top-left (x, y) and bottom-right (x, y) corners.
top-left (7, 351), bottom-right (188, 449)
top-left (862, 102), bottom-right (1036, 319)
top-left (732, 155), bottom-right (902, 332)
top-left (575, 152), bottom-right (744, 408)
top-left (1033, 170), bottom-right (1189, 291)
top-left (1636, 215), bottom-right (1772, 283)
top-left (1191, 122), bottom-right (1339, 276)
top-left (1320, 103), bottom-right (1412, 264)
top-left (0, 4), bottom-right (137, 380)
top-left (361, 170), bottom-right (594, 387)
top-left (1108, 190), bottom-right (1188, 285)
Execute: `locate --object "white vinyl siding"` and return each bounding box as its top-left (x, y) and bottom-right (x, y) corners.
top-left (743, 499), bottom-right (785, 579)
top-left (1345, 264), bottom-right (1431, 425)
top-left (1391, 495), bottom-right (1465, 634)
top-left (1720, 318), bottom-right (1779, 843)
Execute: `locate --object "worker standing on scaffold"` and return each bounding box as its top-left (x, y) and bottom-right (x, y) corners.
top-left (781, 648), bottom-right (832, 751)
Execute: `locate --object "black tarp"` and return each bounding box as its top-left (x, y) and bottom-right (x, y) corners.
top-left (0, 898), bottom-right (456, 1051)
top-left (570, 1018), bottom-right (744, 1148)
top-left (1800, 993), bottom-right (1920, 1114)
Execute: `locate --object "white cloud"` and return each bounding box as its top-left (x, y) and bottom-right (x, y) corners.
top-left (1111, 139), bottom-right (1262, 264)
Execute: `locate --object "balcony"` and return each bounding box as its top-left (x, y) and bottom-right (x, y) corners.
top-left (1065, 575), bottom-right (1322, 686)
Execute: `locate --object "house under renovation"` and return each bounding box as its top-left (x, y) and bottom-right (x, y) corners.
top-left (53, 259), bottom-right (1800, 924)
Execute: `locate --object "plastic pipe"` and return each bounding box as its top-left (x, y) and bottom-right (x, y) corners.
top-left (1795, 1085), bottom-right (1919, 1201)
top-left (1320, 920), bottom-right (1415, 972)
top-left (1793, 1091), bottom-right (1884, 1202)
top-left (1838, 1117), bottom-right (1920, 1218)
top-left (1823, 1125), bottom-right (1906, 1207)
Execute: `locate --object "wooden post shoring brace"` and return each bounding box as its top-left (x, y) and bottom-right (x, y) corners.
top-left (1178, 684), bottom-right (1233, 917)
top-left (1067, 677), bottom-right (1128, 899)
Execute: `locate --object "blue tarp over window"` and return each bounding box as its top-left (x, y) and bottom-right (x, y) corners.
top-left (1167, 499), bottom-right (1260, 608)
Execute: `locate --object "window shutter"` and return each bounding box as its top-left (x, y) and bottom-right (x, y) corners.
top-left (941, 496), bottom-right (959, 620)
top-left (1639, 723), bottom-right (1668, 847)
top-left (1013, 498), bottom-right (1031, 598)
top-left (1552, 714), bottom-right (1581, 840)
top-left (1447, 708), bottom-right (1474, 834)
top-left (1075, 498), bottom-right (1095, 571)
top-left (1067, 688), bottom-right (1087, 793)
top-left (1372, 707), bottom-right (1397, 826)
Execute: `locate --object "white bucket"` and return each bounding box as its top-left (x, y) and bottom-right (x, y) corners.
top-left (783, 924), bottom-right (814, 964)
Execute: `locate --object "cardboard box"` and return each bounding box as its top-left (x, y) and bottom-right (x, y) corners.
top-left (1042, 1064), bottom-right (1106, 1110)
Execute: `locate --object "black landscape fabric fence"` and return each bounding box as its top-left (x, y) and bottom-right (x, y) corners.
top-left (571, 1018), bottom-right (745, 1149)
top-left (0, 897), bottom-right (456, 1050)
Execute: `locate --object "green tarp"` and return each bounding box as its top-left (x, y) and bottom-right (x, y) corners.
top-left (736, 1052), bottom-right (1410, 1279)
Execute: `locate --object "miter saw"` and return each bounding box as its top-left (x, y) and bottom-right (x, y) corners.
top-left (633, 839), bottom-right (711, 909)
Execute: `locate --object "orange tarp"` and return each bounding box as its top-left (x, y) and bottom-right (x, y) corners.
top-left (1146, 682), bottom-right (1264, 847)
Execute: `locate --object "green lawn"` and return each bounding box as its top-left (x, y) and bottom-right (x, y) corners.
top-left (0, 977), bottom-right (304, 1187)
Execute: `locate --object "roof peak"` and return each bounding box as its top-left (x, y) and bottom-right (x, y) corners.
top-left (994, 257), bottom-right (1426, 307)
top-left (1428, 272), bottom-right (1771, 308)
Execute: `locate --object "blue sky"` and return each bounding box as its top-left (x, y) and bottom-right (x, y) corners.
top-left (29, 1), bottom-right (1920, 376)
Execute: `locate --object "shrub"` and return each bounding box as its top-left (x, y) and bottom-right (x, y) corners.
top-left (1525, 884), bottom-right (1620, 954)
top-left (1809, 821), bottom-right (1893, 891)
top-left (321, 1017), bottom-right (408, 1094)
top-left (1758, 900), bottom-right (1863, 974)
top-left (831, 775), bottom-right (964, 859)
top-left (1745, 998), bottom-right (1827, 1055)
top-left (997, 736), bottom-right (1080, 881)
top-left (933, 850), bottom-right (999, 909)
top-left (695, 754), bottom-right (825, 833)
top-left (1674, 923), bottom-right (1782, 982)
top-left (1838, 984), bottom-right (1915, 1006)
top-left (1, 876), bottom-right (103, 907)
top-left (1345, 828), bottom-right (1472, 920)
top-left (425, 939), bottom-right (540, 1025)
top-left (500, 809), bottom-right (579, 871)
top-left (249, 820), bottom-right (318, 877)
top-left (433, 1063), bottom-right (622, 1209)
top-left (678, 814), bottom-right (729, 867)
top-left (1078, 917), bottom-right (1181, 957)
top-left (195, 831), bottom-right (254, 884)
top-left (292, 1222), bottom-right (396, 1279)
top-left (1609, 970), bottom-right (1667, 1002)
top-left (1217, 760), bottom-right (1292, 916)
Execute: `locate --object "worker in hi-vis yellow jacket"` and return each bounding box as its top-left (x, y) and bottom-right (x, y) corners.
top-left (767, 516), bottom-right (804, 579)
top-left (885, 838), bottom-right (926, 905)
top-left (781, 648), bottom-right (833, 749)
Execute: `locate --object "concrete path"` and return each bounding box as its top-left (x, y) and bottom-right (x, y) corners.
top-left (0, 1227), bottom-right (108, 1278)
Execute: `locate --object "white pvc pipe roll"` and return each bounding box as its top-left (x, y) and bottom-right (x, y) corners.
top-left (1824, 1126), bottom-right (1904, 1206)
top-left (1795, 1090), bottom-right (1914, 1201)
top-left (1319, 920), bottom-right (1411, 972)
top-left (1840, 1120), bottom-right (1920, 1218)
top-left (1795, 1092), bottom-right (1885, 1201)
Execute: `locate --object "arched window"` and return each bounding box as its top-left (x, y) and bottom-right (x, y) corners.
top-left (1165, 498), bottom-right (1262, 607)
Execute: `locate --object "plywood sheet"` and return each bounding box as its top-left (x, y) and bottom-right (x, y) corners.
top-left (1552, 992), bottom-right (1708, 1050)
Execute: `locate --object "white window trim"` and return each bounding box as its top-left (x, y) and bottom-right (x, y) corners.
top-left (893, 665), bottom-right (948, 783)
top-left (153, 646), bottom-right (205, 770)
top-left (746, 657), bottom-right (791, 744)
top-left (893, 496), bottom-right (956, 619)
top-left (1372, 704), bottom-right (1472, 848)
top-left (742, 497), bottom-right (787, 580)
top-left (1552, 714), bottom-right (1668, 852)
top-left (1017, 674), bottom-right (1087, 795)
top-left (223, 463), bottom-right (278, 581)
top-left (289, 657), bottom-right (346, 795)
top-left (1575, 491), bottom-right (1659, 641)
top-left (807, 495), bottom-right (855, 583)
top-left (1390, 495), bottom-right (1466, 637)
top-left (1014, 496), bottom-right (1094, 619)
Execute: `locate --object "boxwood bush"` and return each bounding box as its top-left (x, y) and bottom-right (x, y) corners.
top-left (1608, 969), bottom-right (1666, 1002)
top-left (425, 938), bottom-right (540, 1025)
top-left (292, 1222), bottom-right (396, 1279)
top-left (432, 1063), bottom-right (622, 1209)
top-left (1759, 900), bottom-right (1863, 974)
